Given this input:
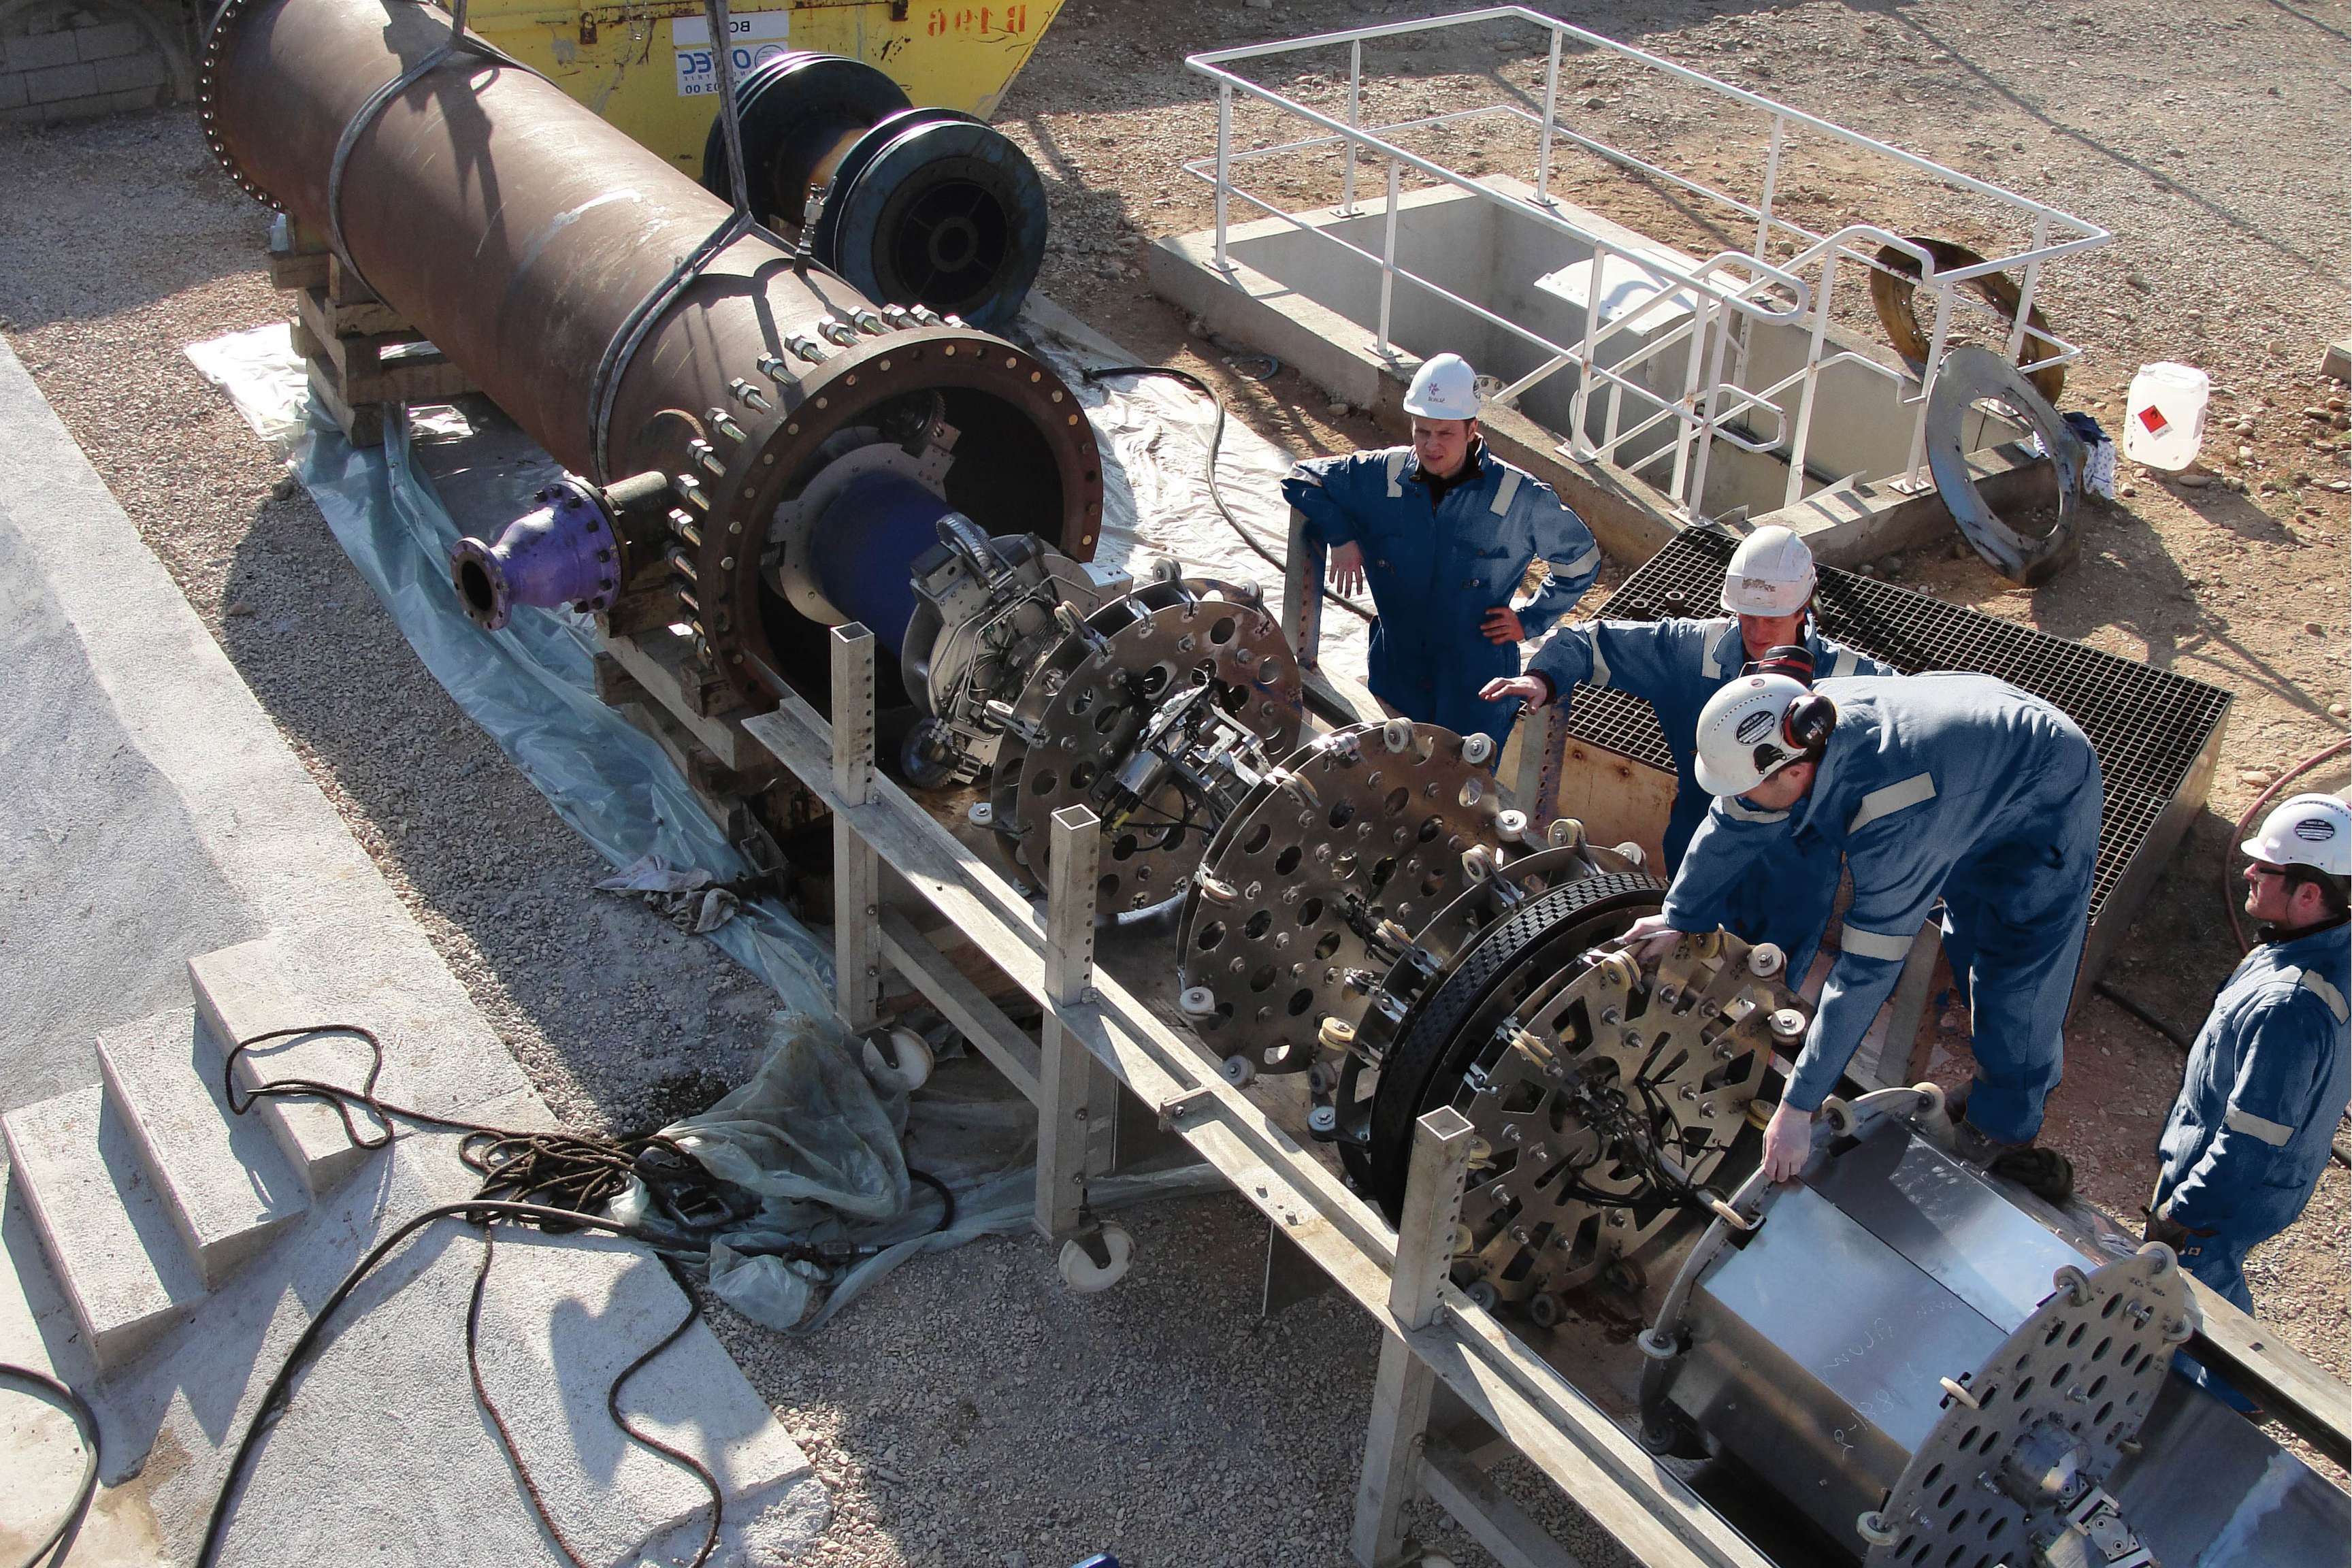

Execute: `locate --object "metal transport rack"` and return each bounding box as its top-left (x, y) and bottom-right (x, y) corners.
top-left (742, 623), bottom-right (2346, 1568)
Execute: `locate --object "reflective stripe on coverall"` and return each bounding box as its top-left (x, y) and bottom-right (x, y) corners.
top-left (1661, 672), bottom-right (2104, 1145)
top-left (1526, 615), bottom-right (1893, 973)
top-left (1281, 443), bottom-right (1600, 750)
top-left (2152, 919), bottom-right (2351, 1309)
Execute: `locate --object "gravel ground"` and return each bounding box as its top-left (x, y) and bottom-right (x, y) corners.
top-left (2, 0), bottom-right (2347, 1562)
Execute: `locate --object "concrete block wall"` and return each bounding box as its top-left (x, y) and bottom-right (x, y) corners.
top-left (0, 0), bottom-right (191, 124)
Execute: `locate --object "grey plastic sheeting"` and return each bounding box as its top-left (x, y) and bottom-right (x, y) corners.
top-left (632, 1026), bottom-right (1222, 1331)
top-left (185, 323), bottom-right (834, 1019)
top-left (188, 323), bottom-right (1222, 1326)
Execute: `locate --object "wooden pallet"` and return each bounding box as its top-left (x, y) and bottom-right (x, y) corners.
top-left (266, 214), bottom-right (476, 446)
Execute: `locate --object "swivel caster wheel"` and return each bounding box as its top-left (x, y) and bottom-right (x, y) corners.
top-left (1058, 1220), bottom-right (1132, 1293)
top-left (861, 1026), bottom-right (934, 1092)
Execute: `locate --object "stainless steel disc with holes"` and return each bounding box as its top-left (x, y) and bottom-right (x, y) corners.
top-left (1448, 932), bottom-right (1782, 1301)
top-left (1176, 721), bottom-right (1505, 1073)
top-left (1326, 843), bottom-right (1634, 1161)
top-left (985, 577), bottom-right (1301, 907)
top-left (1864, 1245), bottom-right (2188, 1568)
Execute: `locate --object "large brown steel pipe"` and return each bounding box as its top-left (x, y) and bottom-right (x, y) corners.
top-left (202, 0), bottom-right (1100, 706)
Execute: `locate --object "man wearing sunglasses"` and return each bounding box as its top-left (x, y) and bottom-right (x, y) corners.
top-left (2147, 793), bottom-right (2351, 1313)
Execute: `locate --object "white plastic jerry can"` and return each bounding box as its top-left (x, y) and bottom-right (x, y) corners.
top-left (2122, 361), bottom-right (2210, 471)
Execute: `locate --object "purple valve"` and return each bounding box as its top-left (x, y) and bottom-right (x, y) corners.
top-left (450, 478), bottom-right (621, 630)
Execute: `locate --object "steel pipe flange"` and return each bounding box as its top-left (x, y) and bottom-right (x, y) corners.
top-left (1175, 721), bottom-right (1505, 1074)
top-left (1324, 844), bottom-right (1625, 1156)
top-left (985, 577), bottom-right (1302, 909)
top-left (1348, 870), bottom-right (1667, 1215)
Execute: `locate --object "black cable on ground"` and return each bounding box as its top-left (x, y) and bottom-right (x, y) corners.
top-left (1081, 363), bottom-right (1376, 624)
top-left (1, 1362), bottom-right (98, 1568)
top-left (199, 1023), bottom-right (962, 1565)
top-left (2093, 979), bottom-right (2195, 1053)
top-left (2092, 981), bottom-right (2352, 1170)
top-left (193, 1198), bottom-right (722, 1568)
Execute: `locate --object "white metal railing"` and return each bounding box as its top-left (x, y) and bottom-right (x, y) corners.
top-left (1183, 7), bottom-right (2112, 518)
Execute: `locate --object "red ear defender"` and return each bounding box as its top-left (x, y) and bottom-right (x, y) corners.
top-left (1742, 643), bottom-right (1817, 685)
top-left (1782, 692), bottom-right (1838, 753)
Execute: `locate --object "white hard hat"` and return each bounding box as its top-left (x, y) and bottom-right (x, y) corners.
top-left (1720, 525), bottom-right (1818, 617)
top-left (2241, 792), bottom-right (2352, 878)
top-left (1693, 673), bottom-right (1822, 797)
top-left (1403, 353), bottom-right (1481, 421)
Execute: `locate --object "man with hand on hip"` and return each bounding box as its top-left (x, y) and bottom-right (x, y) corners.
top-left (1281, 353), bottom-right (1599, 755)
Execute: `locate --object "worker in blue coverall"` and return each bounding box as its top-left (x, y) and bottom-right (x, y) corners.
top-left (2147, 793), bottom-right (2351, 1313)
top-left (1614, 670), bottom-right (2104, 1181)
top-left (1478, 525), bottom-right (1893, 973)
top-left (1280, 353), bottom-right (1601, 754)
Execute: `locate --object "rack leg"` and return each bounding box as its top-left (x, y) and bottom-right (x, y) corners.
top-left (830, 625), bottom-right (881, 1031)
top-left (1352, 1107), bottom-right (1474, 1567)
top-left (1036, 803), bottom-right (1111, 1239)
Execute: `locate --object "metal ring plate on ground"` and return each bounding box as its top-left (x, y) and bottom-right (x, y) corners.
top-left (1865, 1246), bottom-right (2187, 1568)
top-left (988, 578), bottom-right (1301, 910)
top-left (1447, 931), bottom-right (1782, 1303)
top-left (1870, 237), bottom-right (2064, 403)
top-left (1177, 721), bottom-right (1504, 1074)
top-left (1927, 344), bottom-right (2087, 588)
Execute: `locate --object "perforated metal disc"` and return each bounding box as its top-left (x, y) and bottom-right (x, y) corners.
top-left (1449, 932), bottom-right (1781, 1300)
top-left (1863, 1246), bottom-right (2189, 1568)
top-left (1176, 721), bottom-right (1504, 1073)
top-left (987, 578), bottom-right (1301, 908)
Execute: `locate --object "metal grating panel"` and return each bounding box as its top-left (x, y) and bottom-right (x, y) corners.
top-left (1562, 529), bottom-right (2234, 921)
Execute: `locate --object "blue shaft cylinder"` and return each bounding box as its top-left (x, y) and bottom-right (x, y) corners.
top-left (809, 470), bottom-right (957, 655)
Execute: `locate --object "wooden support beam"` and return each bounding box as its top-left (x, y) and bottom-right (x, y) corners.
top-left (1418, 1439), bottom-right (1585, 1568)
top-left (1353, 1107), bottom-right (1474, 1568)
top-left (1282, 505), bottom-right (1326, 671)
top-left (831, 625), bottom-right (881, 1031)
top-left (2189, 1281), bottom-right (2351, 1466)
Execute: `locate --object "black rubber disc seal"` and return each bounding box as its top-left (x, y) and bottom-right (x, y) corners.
top-left (1354, 872), bottom-right (1665, 1222)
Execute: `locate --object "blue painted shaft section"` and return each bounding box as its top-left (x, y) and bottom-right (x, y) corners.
top-left (810, 469), bottom-right (954, 654)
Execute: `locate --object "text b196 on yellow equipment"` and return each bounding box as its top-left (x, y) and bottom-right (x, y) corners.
top-left (465, 0), bottom-right (1067, 176)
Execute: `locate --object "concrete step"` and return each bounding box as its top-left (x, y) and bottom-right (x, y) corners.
top-left (97, 1008), bottom-right (309, 1290)
top-left (1, 1087), bottom-right (205, 1371)
top-left (188, 940), bottom-right (383, 1199)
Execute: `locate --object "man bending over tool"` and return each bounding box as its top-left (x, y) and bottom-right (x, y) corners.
top-left (1614, 670), bottom-right (2104, 1183)
top-left (1282, 353), bottom-right (1599, 755)
top-left (2148, 793), bottom-right (2351, 1312)
top-left (1478, 525), bottom-right (1892, 970)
